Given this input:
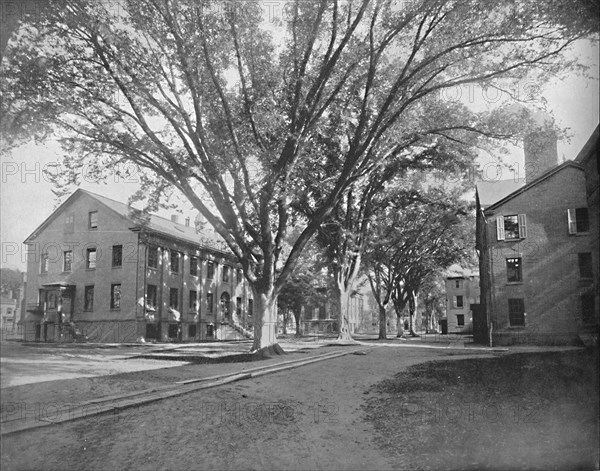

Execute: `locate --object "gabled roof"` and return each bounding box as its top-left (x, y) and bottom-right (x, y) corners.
top-left (24, 189), bottom-right (228, 253)
top-left (476, 178), bottom-right (526, 208)
top-left (483, 160), bottom-right (584, 212)
top-left (24, 190), bottom-right (89, 243)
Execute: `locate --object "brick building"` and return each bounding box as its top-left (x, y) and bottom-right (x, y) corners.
top-left (476, 126), bottom-right (599, 345)
top-left (23, 189), bottom-right (253, 343)
top-left (444, 269), bottom-right (480, 334)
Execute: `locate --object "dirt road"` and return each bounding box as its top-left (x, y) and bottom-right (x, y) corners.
top-left (2, 346), bottom-right (491, 470)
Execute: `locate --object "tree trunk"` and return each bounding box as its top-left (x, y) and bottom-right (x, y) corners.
top-left (252, 291), bottom-right (278, 351)
top-left (282, 307), bottom-right (288, 335)
top-left (378, 305), bottom-right (387, 340)
top-left (334, 274), bottom-right (354, 341)
top-left (293, 308), bottom-right (302, 337)
top-left (396, 313), bottom-right (404, 337)
top-left (408, 291), bottom-right (418, 337)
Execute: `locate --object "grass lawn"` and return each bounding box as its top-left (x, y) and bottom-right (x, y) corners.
top-left (363, 349), bottom-right (599, 471)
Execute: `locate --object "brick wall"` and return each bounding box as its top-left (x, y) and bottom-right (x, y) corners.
top-left (484, 164), bottom-right (595, 345)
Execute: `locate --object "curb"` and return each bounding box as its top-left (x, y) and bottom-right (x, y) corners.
top-left (355, 340), bottom-right (508, 352)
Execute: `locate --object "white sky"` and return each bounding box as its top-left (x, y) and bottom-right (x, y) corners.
top-left (1, 22), bottom-right (598, 271)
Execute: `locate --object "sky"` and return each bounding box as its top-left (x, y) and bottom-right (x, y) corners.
top-left (0, 21), bottom-right (598, 272)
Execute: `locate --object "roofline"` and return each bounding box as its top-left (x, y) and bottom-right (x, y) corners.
top-left (23, 190), bottom-right (83, 243)
top-left (484, 160), bottom-right (584, 212)
top-left (24, 188), bottom-right (134, 244)
top-left (134, 226), bottom-right (235, 260)
top-left (81, 188), bottom-right (194, 229)
top-left (574, 124), bottom-right (599, 163)
top-left (22, 188), bottom-right (234, 261)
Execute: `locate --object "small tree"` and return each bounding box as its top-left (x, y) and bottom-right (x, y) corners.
top-left (0, 268), bottom-right (22, 296)
top-left (421, 274), bottom-right (447, 333)
top-left (277, 242), bottom-right (329, 336)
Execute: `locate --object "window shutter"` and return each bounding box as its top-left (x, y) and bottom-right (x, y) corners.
top-left (453, 296), bottom-right (457, 308)
top-left (567, 209), bottom-right (576, 234)
top-left (496, 216), bottom-right (505, 241)
top-left (518, 214), bottom-right (527, 238)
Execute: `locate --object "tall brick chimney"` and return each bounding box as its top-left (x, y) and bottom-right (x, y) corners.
top-left (523, 110), bottom-right (558, 183)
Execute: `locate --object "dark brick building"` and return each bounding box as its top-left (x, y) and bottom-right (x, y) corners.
top-left (476, 126), bottom-right (599, 345)
top-left (23, 189), bottom-right (253, 342)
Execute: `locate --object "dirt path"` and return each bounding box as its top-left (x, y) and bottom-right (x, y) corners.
top-left (2, 347), bottom-right (493, 470)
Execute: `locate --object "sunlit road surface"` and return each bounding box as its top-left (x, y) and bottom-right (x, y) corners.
top-left (0, 341), bottom-right (189, 387)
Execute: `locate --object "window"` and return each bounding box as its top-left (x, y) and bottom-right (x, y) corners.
top-left (508, 298), bottom-right (525, 326)
top-left (190, 256), bottom-right (198, 276)
top-left (64, 214), bottom-right (74, 233)
top-left (41, 253), bottom-right (49, 274)
top-left (581, 295), bottom-right (595, 324)
top-left (189, 290), bottom-right (198, 311)
top-left (506, 258), bottom-right (522, 282)
top-left (88, 211), bottom-right (98, 229)
top-left (236, 297), bottom-right (242, 317)
top-left (47, 292), bottom-right (57, 309)
top-left (63, 250), bottom-right (73, 272)
top-left (453, 295), bottom-right (464, 309)
top-left (496, 214), bottom-right (527, 240)
top-left (207, 261), bottom-right (215, 279)
top-left (188, 325), bottom-right (197, 338)
top-left (170, 250), bottom-right (180, 273)
top-left (168, 324), bottom-right (179, 339)
top-left (248, 299), bottom-right (253, 317)
top-left (578, 253), bottom-right (593, 278)
top-left (112, 245), bottom-right (123, 267)
top-left (169, 288), bottom-right (179, 310)
top-left (455, 280), bottom-right (461, 289)
top-left (147, 284), bottom-right (157, 308)
top-left (222, 266), bottom-right (230, 282)
top-left (86, 248), bottom-right (97, 269)
top-left (236, 268), bottom-right (242, 284)
top-left (110, 284), bottom-right (121, 309)
top-left (206, 293), bottom-right (214, 313)
top-left (147, 247), bottom-right (158, 269)
top-left (568, 208), bottom-right (589, 234)
top-left (84, 285), bottom-right (94, 311)
top-left (456, 314), bottom-right (465, 326)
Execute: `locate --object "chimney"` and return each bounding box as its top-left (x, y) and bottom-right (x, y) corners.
top-left (171, 214), bottom-right (179, 224)
top-left (185, 217), bottom-right (190, 227)
top-left (523, 110), bottom-right (558, 183)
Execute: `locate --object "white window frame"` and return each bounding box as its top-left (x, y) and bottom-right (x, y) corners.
top-left (568, 208), bottom-right (589, 234)
top-left (497, 214), bottom-right (527, 241)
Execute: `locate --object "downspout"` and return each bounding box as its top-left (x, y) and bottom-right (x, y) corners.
top-left (138, 232), bottom-right (146, 342)
top-left (179, 250), bottom-right (185, 342)
top-left (158, 246), bottom-right (165, 342)
top-left (487, 216), bottom-right (495, 348)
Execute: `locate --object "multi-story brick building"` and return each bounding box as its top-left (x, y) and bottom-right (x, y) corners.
top-left (476, 126), bottom-right (599, 345)
top-left (444, 270), bottom-right (480, 334)
top-left (23, 189), bottom-right (253, 343)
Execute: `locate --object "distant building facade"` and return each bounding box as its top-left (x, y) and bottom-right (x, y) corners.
top-left (1, 295), bottom-right (18, 331)
top-left (23, 189), bottom-right (253, 343)
top-left (301, 285), bottom-right (367, 335)
top-left (444, 272), bottom-right (480, 334)
top-left (476, 126), bottom-right (599, 345)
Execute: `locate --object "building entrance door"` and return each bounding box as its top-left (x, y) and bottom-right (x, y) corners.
top-left (220, 293), bottom-right (231, 323)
